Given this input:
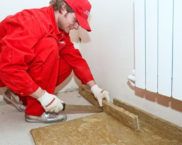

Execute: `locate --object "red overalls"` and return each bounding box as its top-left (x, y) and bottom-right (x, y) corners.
top-left (0, 6), bottom-right (94, 116)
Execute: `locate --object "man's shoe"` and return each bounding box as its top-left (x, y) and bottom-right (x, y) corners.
top-left (3, 90), bottom-right (25, 112)
top-left (25, 112), bottom-right (67, 123)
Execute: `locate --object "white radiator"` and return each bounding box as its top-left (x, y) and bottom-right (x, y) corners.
top-left (132, 0), bottom-right (182, 101)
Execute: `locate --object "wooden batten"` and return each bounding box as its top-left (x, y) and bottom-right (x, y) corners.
top-left (79, 85), bottom-right (139, 131)
top-left (103, 101), bottom-right (139, 131)
top-left (79, 85), bottom-right (100, 107)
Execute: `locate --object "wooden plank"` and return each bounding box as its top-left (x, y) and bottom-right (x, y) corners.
top-left (103, 101), bottom-right (139, 131)
top-left (79, 85), bottom-right (100, 107)
top-left (79, 85), bottom-right (139, 130)
top-left (60, 104), bottom-right (103, 114)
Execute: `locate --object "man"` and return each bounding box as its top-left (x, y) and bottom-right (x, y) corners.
top-left (0, 0), bottom-right (110, 123)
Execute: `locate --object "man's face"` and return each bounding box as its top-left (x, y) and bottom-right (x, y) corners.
top-left (57, 12), bottom-right (79, 33)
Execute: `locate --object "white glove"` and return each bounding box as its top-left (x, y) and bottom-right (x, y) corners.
top-left (91, 84), bottom-right (110, 107)
top-left (37, 91), bottom-right (65, 113)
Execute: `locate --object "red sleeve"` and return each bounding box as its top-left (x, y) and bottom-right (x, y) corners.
top-left (0, 14), bottom-right (43, 96)
top-left (60, 35), bottom-right (94, 84)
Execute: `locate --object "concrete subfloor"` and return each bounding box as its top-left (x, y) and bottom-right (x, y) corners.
top-left (0, 90), bottom-right (92, 145)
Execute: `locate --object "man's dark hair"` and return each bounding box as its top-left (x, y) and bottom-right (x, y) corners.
top-left (49, 0), bottom-right (74, 12)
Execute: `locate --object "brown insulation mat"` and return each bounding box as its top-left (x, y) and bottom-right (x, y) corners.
top-left (31, 112), bottom-right (182, 145)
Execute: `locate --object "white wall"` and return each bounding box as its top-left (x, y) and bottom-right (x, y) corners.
top-left (1, 0), bottom-right (182, 127)
top-left (79, 0), bottom-right (182, 127)
top-left (79, 0), bottom-right (134, 99)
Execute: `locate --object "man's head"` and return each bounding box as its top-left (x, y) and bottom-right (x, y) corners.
top-left (50, 0), bottom-right (91, 33)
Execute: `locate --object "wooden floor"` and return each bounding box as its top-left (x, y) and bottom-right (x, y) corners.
top-left (31, 112), bottom-right (182, 145)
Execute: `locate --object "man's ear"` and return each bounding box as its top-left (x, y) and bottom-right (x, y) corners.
top-left (59, 2), bottom-right (67, 14)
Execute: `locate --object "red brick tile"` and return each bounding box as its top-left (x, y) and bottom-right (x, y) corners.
top-left (171, 98), bottom-right (182, 112)
top-left (135, 87), bottom-right (145, 98)
top-left (145, 91), bottom-right (157, 102)
top-left (156, 94), bottom-right (171, 107)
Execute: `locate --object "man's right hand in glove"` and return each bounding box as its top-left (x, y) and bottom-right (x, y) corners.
top-left (91, 84), bottom-right (110, 107)
top-left (31, 87), bottom-right (65, 113)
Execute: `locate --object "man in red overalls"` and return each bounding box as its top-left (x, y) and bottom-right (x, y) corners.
top-left (0, 0), bottom-right (110, 123)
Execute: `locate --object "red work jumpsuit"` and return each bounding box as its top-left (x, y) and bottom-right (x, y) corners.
top-left (0, 6), bottom-right (94, 116)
